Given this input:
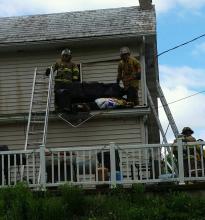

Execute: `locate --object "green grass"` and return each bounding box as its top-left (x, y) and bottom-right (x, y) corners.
top-left (0, 183), bottom-right (204, 220)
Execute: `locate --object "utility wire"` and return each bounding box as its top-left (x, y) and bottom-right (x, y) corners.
top-left (157, 33), bottom-right (205, 57)
top-left (158, 90), bottom-right (205, 108)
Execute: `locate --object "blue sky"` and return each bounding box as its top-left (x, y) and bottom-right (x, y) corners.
top-left (155, 2), bottom-right (205, 142)
top-left (0, 0), bottom-right (205, 142)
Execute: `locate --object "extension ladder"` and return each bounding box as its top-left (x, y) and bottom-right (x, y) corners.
top-left (23, 67), bottom-right (53, 184)
top-left (147, 81), bottom-right (179, 173)
top-left (156, 80), bottom-right (179, 138)
top-left (25, 67), bottom-right (53, 150)
top-left (147, 81), bottom-right (179, 142)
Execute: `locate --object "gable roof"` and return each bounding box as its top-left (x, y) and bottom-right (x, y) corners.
top-left (0, 6), bottom-right (156, 45)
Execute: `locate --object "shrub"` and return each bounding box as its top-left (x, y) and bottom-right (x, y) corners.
top-left (0, 182), bottom-right (34, 220)
top-left (0, 183), bottom-right (205, 220)
top-left (60, 184), bottom-right (86, 218)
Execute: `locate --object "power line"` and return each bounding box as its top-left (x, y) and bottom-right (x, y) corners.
top-left (158, 90), bottom-right (205, 108)
top-left (157, 33), bottom-right (205, 57)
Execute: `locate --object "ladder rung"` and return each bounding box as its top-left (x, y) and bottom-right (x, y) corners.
top-left (29, 131), bottom-right (44, 135)
top-left (33, 100), bottom-right (47, 104)
top-left (34, 90), bottom-right (48, 94)
top-left (30, 121), bottom-right (45, 124)
top-left (32, 110), bottom-right (46, 114)
top-left (35, 80), bottom-right (47, 84)
top-left (25, 68), bottom-right (52, 151)
top-left (27, 142), bottom-right (43, 146)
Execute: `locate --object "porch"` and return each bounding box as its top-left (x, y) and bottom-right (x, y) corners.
top-left (1, 140), bottom-right (205, 189)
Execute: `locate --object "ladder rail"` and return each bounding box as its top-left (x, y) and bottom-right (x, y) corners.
top-left (147, 88), bottom-right (168, 144)
top-left (147, 86), bottom-right (178, 174)
top-left (156, 80), bottom-right (179, 138)
top-left (25, 68), bottom-right (37, 150)
top-left (42, 66), bottom-right (53, 146)
top-left (25, 67), bottom-right (53, 150)
top-left (24, 67), bottom-right (54, 185)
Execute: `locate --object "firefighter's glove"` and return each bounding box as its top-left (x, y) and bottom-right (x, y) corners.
top-left (45, 68), bottom-right (51, 76)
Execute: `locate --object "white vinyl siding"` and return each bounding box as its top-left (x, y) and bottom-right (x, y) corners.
top-left (0, 45), bottom-right (145, 150)
top-left (82, 60), bottom-right (142, 103)
top-left (0, 46), bottom-right (141, 115)
top-left (0, 118), bottom-right (144, 150)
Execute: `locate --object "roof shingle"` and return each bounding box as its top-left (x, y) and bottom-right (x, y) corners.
top-left (0, 6), bottom-right (156, 44)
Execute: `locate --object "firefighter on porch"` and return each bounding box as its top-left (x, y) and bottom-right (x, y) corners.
top-left (117, 46), bottom-right (141, 105)
top-left (46, 48), bottom-right (80, 112)
top-left (173, 127), bottom-right (202, 177)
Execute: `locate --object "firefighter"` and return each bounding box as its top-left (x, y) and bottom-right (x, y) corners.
top-left (116, 46), bottom-right (141, 105)
top-left (54, 48), bottom-right (79, 88)
top-left (46, 49), bottom-right (80, 112)
top-left (173, 127), bottom-right (198, 177)
top-left (181, 127), bottom-right (196, 142)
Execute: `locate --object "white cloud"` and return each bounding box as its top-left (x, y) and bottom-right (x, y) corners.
top-left (0, 0), bottom-right (205, 17)
top-left (154, 0), bottom-right (205, 13)
top-left (159, 65), bottom-right (205, 142)
top-left (177, 0), bottom-right (205, 9)
top-left (0, 0), bottom-right (139, 17)
top-left (192, 42), bottom-right (205, 56)
top-left (153, 0), bottom-right (176, 13)
top-left (159, 65), bottom-right (205, 90)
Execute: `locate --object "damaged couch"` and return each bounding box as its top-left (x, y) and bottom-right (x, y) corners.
top-left (54, 81), bottom-right (134, 113)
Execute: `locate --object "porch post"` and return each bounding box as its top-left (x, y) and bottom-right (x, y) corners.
top-left (109, 142), bottom-right (116, 188)
top-left (177, 138), bottom-right (185, 185)
top-left (40, 144), bottom-right (46, 190)
top-left (140, 36), bottom-right (148, 106)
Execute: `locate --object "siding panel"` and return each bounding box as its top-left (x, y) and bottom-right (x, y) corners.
top-left (0, 118), bottom-right (144, 149)
top-left (82, 61), bottom-right (142, 103)
top-left (0, 46), bottom-right (141, 115)
top-left (0, 45), bottom-right (144, 149)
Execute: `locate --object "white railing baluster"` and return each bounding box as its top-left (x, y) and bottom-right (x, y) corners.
top-left (187, 147), bottom-right (191, 177)
top-left (2, 155), bottom-right (4, 186)
top-left (76, 152), bottom-right (79, 182)
top-left (139, 149), bottom-right (142, 180)
top-left (110, 142), bottom-right (116, 188)
top-left (145, 149), bottom-right (148, 180)
top-left (83, 151), bottom-right (86, 182)
top-left (177, 138), bottom-right (185, 185)
top-left (158, 147), bottom-right (161, 176)
top-left (164, 148), bottom-right (168, 174)
top-left (8, 155), bottom-right (10, 186)
top-left (171, 147), bottom-right (174, 176)
top-left (70, 152), bottom-right (73, 182)
top-left (33, 153), bottom-right (35, 184)
top-left (26, 154), bottom-right (29, 182)
top-left (95, 150), bottom-right (98, 182)
top-left (51, 153), bottom-right (54, 183)
top-left (40, 145), bottom-right (46, 189)
top-left (58, 152), bottom-right (60, 182)
top-left (101, 151), bottom-right (105, 182)
top-left (151, 148), bottom-right (155, 179)
top-left (20, 154), bottom-right (23, 181)
top-left (132, 149), bottom-right (135, 180)
top-left (14, 154), bottom-right (17, 185)
top-left (64, 151), bottom-right (67, 182)
top-left (89, 151), bottom-right (92, 182)
top-left (200, 145), bottom-right (204, 176)
top-left (126, 150), bottom-right (129, 180)
top-left (194, 146), bottom-right (198, 177)
top-left (119, 150), bottom-right (123, 181)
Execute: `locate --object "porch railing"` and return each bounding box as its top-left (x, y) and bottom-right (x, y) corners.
top-left (0, 139), bottom-right (205, 189)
